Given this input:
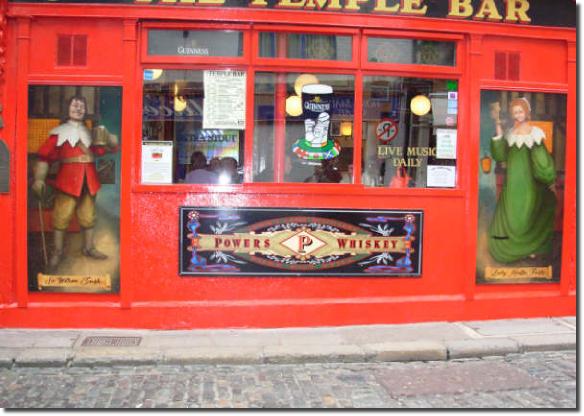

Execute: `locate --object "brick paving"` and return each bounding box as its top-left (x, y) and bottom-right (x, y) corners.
top-left (0, 350), bottom-right (575, 409)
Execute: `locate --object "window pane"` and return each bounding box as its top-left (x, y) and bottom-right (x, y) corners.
top-left (147, 30), bottom-right (243, 57)
top-left (368, 38), bottom-right (456, 66)
top-left (253, 72), bottom-right (354, 184)
top-left (362, 77), bottom-right (458, 188)
top-left (259, 33), bottom-right (352, 61)
top-left (142, 69), bottom-right (245, 184)
top-left (253, 72), bottom-right (276, 181)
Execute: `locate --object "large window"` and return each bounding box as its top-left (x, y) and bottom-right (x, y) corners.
top-left (141, 26), bottom-right (460, 189)
top-left (253, 72), bottom-right (355, 183)
top-left (142, 69), bottom-right (245, 184)
top-left (259, 32), bottom-right (352, 61)
top-left (367, 37), bottom-right (456, 66)
top-left (362, 77), bottom-right (458, 188)
top-left (147, 29), bottom-right (244, 57)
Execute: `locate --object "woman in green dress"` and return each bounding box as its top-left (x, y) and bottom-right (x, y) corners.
top-left (488, 98), bottom-right (556, 264)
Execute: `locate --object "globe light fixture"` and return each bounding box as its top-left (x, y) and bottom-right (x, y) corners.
top-left (294, 74), bottom-right (319, 96)
top-left (410, 95), bottom-right (432, 116)
top-left (285, 95), bottom-right (303, 117)
top-left (340, 121), bottom-right (353, 136)
top-left (174, 96), bottom-right (187, 113)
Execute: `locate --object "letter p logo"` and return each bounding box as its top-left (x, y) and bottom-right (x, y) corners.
top-left (298, 235), bottom-right (313, 254)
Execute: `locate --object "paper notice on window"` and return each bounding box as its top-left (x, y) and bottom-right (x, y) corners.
top-left (436, 129), bottom-right (457, 159)
top-left (203, 70), bottom-right (246, 130)
top-left (141, 141), bottom-right (173, 184)
top-left (427, 165), bottom-right (456, 188)
top-left (430, 93), bottom-right (448, 127)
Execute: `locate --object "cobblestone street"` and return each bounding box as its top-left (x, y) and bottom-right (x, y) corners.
top-left (0, 350), bottom-right (576, 408)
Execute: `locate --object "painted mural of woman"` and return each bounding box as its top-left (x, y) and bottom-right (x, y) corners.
top-left (488, 97), bottom-right (557, 264)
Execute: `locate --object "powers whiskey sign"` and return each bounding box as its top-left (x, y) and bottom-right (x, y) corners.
top-left (179, 207), bottom-right (423, 277)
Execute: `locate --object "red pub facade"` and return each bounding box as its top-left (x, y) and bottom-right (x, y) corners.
top-left (0, 0), bottom-right (576, 329)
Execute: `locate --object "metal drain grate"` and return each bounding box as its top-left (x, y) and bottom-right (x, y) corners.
top-left (81, 336), bottom-right (142, 347)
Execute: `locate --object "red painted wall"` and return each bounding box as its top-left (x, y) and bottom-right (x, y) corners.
top-left (0, 5), bottom-right (576, 329)
top-left (28, 18), bottom-right (124, 79)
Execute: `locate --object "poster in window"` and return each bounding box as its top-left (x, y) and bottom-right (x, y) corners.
top-left (203, 70), bottom-right (246, 130)
top-left (476, 91), bottom-right (566, 284)
top-left (27, 86), bottom-right (122, 293)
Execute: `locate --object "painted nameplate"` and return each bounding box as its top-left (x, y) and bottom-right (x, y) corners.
top-left (180, 207), bottom-right (423, 276)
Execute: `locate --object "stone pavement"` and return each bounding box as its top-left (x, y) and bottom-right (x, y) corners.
top-left (0, 350), bottom-right (576, 408)
top-left (0, 316), bottom-right (576, 367)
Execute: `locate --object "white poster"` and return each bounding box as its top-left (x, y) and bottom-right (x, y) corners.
top-left (429, 93), bottom-right (448, 127)
top-left (436, 129), bottom-right (458, 159)
top-left (427, 165), bottom-right (456, 188)
top-left (203, 70), bottom-right (246, 130)
top-left (141, 141), bottom-right (173, 184)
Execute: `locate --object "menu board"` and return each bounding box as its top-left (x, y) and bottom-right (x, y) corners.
top-left (203, 70), bottom-right (246, 130)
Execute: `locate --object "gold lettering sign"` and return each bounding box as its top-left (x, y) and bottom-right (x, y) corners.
top-left (373, 0), bottom-right (399, 13)
top-left (475, 0), bottom-right (503, 21)
top-left (448, 0), bottom-right (474, 18)
top-left (132, 0), bottom-right (535, 24)
top-left (401, 0), bottom-right (427, 15)
top-left (484, 266), bottom-right (553, 280)
top-left (505, 0), bottom-right (531, 23)
top-left (37, 273), bottom-right (112, 290)
top-left (194, 230), bottom-right (410, 258)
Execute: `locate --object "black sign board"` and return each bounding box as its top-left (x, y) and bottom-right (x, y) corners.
top-left (7, 0), bottom-right (576, 28)
top-left (180, 207), bottom-right (423, 277)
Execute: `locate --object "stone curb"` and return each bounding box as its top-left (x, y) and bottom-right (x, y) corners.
top-left (445, 339), bottom-right (520, 359)
top-left (163, 347), bottom-right (264, 365)
top-left (363, 341), bottom-right (447, 362)
top-left (15, 349), bottom-right (73, 367)
top-left (262, 345), bottom-right (368, 364)
top-left (71, 349), bottom-right (163, 367)
top-left (0, 334), bottom-right (576, 368)
top-left (0, 349), bottom-right (17, 368)
top-left (512, 333), bottom-right (577, 352)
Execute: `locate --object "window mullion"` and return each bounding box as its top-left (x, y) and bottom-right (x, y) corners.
top-left (353, 69), bottom-right (363, 185)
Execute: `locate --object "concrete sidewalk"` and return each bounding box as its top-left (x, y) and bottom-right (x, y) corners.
top-left (0, 317), bottom-right (576, 368)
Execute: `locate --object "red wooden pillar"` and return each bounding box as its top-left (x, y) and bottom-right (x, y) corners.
top-left (120, 19), bottom-right (138, 309)
top-left (14, 16), bottom-right (30, 308)
top-left (0, 0), bottom-right (11, 306)
top-left (464, 33), bottom-right (483, 301)
top-left (273, 33), bottom-right (287, 183)
top-left (562, 40), bottom-right (576, 296)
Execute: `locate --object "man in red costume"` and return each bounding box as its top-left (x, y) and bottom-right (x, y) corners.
top-left (32, 95), bottom-right (118, 269)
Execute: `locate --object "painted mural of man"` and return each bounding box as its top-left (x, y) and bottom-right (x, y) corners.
top-left (31, 95), bottom-right (118, 270)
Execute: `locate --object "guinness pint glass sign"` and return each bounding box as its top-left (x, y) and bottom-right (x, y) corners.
top-left (293, 84), bottom-right (341, 161)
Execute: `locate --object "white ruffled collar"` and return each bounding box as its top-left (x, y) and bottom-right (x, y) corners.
top-left (506, 126), bottom-right (545, 149)
top-left (50, 120), bottom-right (91, 148)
